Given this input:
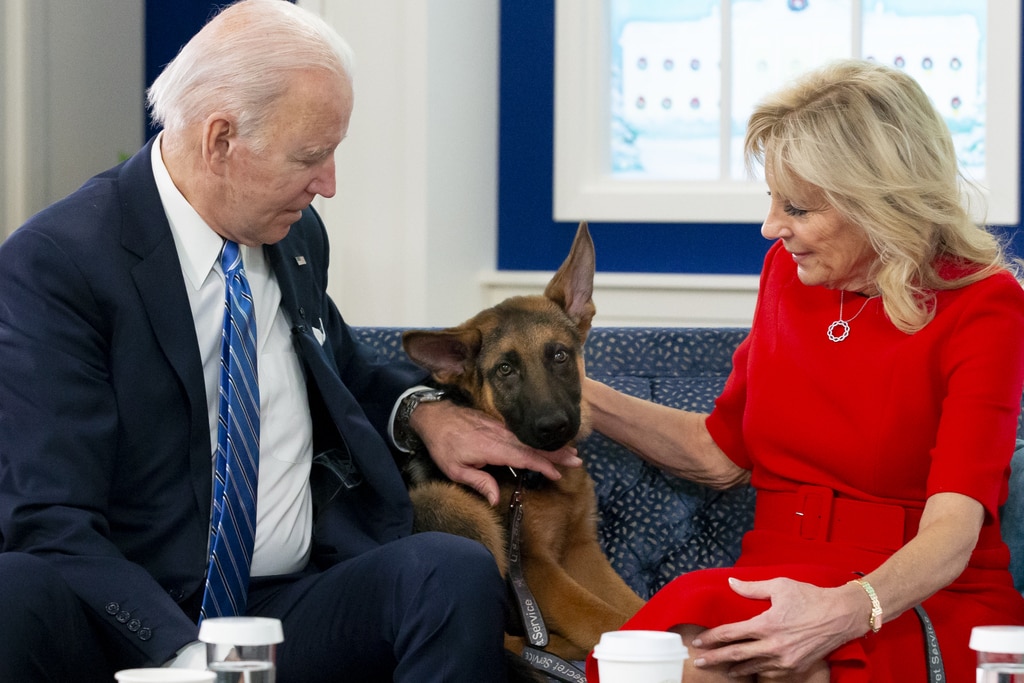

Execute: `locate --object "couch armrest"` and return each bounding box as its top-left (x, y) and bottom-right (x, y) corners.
top-left (1003, 440), bottom-right (1024, 594)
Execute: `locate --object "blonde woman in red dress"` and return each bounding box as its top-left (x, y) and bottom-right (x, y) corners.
top-left (585, 59), bottom-right (1024, 682)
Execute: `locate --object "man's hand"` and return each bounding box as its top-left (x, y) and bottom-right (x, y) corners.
top-left (165, 641), bottom-right (206, 669)
top-left (409, 400), bottom-right (582, 505)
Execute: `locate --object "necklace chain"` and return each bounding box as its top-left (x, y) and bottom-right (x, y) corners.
top-left (827, 291), bottom-right (877, 342)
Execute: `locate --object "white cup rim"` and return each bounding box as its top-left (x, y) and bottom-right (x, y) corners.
top-left (198, 616), bottom-right (284, 645)
top-left (592, 629), bottom-right (689, 662)
top-left (970, 625), bottom-right (1024, 654)
top-left (114, 669), bottom-right (216, 682)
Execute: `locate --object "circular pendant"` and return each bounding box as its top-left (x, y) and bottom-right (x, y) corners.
top-left (827, 320), bottom-right (850, 342)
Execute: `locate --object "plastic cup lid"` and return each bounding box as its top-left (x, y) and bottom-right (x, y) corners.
top-left (115, 669), bottom-right (216, 682)
top-left (592, 630), bottom-right (689, 662)
top-left (198, 617), bottom-right (284, 645)
top-left (970, 626), bottom-right (1024, 654)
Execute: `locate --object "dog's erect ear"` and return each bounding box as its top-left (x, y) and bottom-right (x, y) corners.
top-left (543, 221), bottom-right (596, 336)
top-left (402, 327), bottom-right (483, 384)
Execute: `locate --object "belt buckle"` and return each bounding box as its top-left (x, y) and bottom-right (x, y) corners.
top-left (795, 485), bottom-right (834, 542)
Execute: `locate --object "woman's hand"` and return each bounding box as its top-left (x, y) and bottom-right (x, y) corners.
top-left (692, 493), bottom-right (984, 678)
top-left (410, 400), bottom-right (582, 505)
top-left (691, 577), bottom-right (866, 678)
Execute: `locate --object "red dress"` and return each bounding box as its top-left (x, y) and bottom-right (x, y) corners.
top-left (586, 242), bottom-right (1024, 682)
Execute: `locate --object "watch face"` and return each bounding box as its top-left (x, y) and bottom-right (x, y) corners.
top-left (418, 389), bottom-right (446, 402)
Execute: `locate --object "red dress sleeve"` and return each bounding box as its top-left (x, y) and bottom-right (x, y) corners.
top-left (925, 269), bottom-right (1024, 520)
top-left (705, 241), bottom-right (788, 470)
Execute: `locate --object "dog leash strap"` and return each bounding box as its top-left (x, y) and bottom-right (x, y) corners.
top-left (507, 471), bottom-right (549, 648)
top-left (521, 646), bottom-right (587, 683)
top-left (913, 604), bottom-right (945, 682)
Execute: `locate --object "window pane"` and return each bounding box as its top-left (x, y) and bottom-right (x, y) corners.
top-left (730, 0), bottom-right (852, 179)
top-left (576, 0), bottom-right (1013, 224)
top-left (862, 0), bottom-right (987, 181)
top-left (611, 1), bottom-right (722, 180)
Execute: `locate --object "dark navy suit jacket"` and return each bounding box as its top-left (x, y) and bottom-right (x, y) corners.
top-left (0, 139), bottom-right (428, 665)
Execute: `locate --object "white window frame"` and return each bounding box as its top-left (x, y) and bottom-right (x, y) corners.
top-left (553, 0), bottom-right (1021, 225)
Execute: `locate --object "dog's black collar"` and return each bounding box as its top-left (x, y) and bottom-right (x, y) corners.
top-left (502, 466), bottom-right (548, 490)
top-left (521, 470), bottom-right (546, 489)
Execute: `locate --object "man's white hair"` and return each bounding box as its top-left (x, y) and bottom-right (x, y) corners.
top-left (147, 0), bottom-right (354, 148)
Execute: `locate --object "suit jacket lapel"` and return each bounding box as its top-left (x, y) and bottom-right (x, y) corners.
top-left (265, 232), bottom-right (324, 345)
top-left (267, 226), bottom-right (413, 545)
top-left (117, 138), bottom-right (213, 515)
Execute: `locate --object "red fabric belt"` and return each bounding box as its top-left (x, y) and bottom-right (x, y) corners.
top-left (755, 486), bottom-right (923, 552)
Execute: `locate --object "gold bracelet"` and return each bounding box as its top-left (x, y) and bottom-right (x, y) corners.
top-left (850, 578), bottom-right (883, 633)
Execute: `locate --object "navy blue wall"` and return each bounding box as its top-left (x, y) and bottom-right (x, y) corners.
top-left (143, 0), bottom-right (296, 136)
top-left (497, 0), bottom-right (1024, 274)
top-left (143, 2), bottom-right (225, 137)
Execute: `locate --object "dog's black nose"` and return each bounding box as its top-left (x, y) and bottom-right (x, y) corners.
top-left (529, 413), bottom-right (576, 451)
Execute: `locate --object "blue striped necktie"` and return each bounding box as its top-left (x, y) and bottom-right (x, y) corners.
top-left (200, 240), bottom-right (260, 622)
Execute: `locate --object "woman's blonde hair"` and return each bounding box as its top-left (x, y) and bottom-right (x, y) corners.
top-left (744, 59), bottom-right (1013, 333)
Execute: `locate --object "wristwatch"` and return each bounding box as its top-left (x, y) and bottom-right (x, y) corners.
top-left (393, 388), bottom-right (447, 452)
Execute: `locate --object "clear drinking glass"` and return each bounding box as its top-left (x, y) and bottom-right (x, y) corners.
top-left (971, 626), bottom-right (1024, 683)
top-left (198, 617), bottom-right (284, 683)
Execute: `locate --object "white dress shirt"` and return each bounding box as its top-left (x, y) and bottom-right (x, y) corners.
top-left (151, 136), bottom-right (313, 576)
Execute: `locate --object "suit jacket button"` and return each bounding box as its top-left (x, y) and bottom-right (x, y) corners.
top-left (116, 610), bottom-right (130, 624)
top-left (105, 602), bottom-right (120, 615)
top-left (168, 588), bottom-right (184, 602)
top-left (138, 628), bottom-right (152, 641)
top-left (127, 619), bottom-right (141, 632)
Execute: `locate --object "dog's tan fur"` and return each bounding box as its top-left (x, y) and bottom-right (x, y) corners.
top-left (402, 223), bottom-right (645, 661)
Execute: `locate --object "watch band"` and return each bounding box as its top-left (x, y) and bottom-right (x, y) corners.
top-left (393, 388), bottom-right (447, 452)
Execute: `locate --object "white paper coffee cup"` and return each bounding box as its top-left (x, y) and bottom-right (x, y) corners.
top-left (593, 630), bottom-right (689, 683)
top-left (114, 669), bottom-right (216, 683)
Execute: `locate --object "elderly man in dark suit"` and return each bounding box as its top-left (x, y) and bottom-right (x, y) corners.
top-left (0, 1), bottom-right (578, 681)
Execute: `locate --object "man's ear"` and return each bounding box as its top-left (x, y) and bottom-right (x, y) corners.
top-left (201, 114), bottom-right (236, 175)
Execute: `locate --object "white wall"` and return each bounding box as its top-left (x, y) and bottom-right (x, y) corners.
top-left (299, 0), bottom-right (502, 328)
top-left (1, 0), bottom-right (144, 238)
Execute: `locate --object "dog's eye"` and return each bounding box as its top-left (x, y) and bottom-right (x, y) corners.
top-left (552, 349), bottom-right (569, 364)
top-left (497, 362), bottom-right (514, 376)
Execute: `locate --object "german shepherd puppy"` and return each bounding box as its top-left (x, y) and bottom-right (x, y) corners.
top-left (401, 222), bottom-right (645, 663)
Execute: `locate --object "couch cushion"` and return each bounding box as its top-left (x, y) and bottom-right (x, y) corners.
top-left (582, 327), bottom-right (746, 379)
top-left (581, 328), bottom-right (754, 598)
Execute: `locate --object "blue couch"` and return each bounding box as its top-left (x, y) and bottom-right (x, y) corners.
top-left (354, 326), bottom-right (1024, 597)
